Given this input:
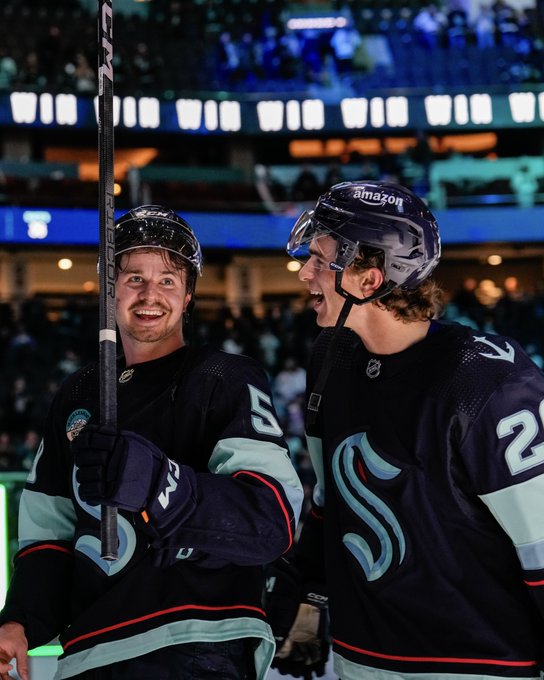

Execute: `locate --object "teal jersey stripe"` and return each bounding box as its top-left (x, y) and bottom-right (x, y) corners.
top-left (54, 617), bottom-right (275, 680)
top-left (18, 489), bottom-right (76, 547)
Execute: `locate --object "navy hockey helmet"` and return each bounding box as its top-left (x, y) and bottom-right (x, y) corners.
top-left (287, 181), bottom-right (441, 292)
top-left (115, 205), bottom-right (203, 279)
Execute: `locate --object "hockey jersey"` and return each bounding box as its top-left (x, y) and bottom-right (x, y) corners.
top-left (300, 321), bottom-right (544, 680)
top-left (0, 346), bottom-right (303, 679)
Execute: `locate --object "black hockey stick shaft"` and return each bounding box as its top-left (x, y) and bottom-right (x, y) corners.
top-left (97, 0), bottom-right (118, 560)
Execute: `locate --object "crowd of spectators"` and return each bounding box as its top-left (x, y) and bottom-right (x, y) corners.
top-left (0, 0), bottom-right (542, 97)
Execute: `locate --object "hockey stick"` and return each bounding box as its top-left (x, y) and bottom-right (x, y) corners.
top-left (97, 0), bottom-right (118, 560)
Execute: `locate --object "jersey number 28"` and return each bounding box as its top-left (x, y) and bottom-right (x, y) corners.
top-left (497, 399), bottom-right (544, 475)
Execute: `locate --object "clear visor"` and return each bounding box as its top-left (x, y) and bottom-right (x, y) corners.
top-left (287, 211), bottom-right (330, 270)
top-left (287, 211), bottom-right (357, 272)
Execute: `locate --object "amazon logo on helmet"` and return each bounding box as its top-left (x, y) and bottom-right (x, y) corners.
top-left (353, 188), bottom-right (404, 209)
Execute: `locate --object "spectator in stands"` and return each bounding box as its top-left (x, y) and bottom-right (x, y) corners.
top-left (492, 0), bottom-right (521, 47)
top-left (15, 51), bottom-right (47, 91)
top-left (222, 329), bottom-right (245, 355)
top-left (217, 31), bottom-right (242, 86)
top-left (493, 276), bottom-right (534, 346)
top-left (413, 4), bottom-right (448, 49)
top-left (5, 325), bottom-right (38, 375)
top-left (330, 23), bottom-right (363, 75)
top-left (4, 377), bottom-right (36, 437)
top-left (14, 429), bottom-right (40, 472)
top-left (299, 28), bottom-right (326, 85)
top-left (449, 276), bottom-right (488, 329)
top-left (410, 130), bottom-right (433, 191)
top-left (510, 164), bottom-right (539, 208)
top-left (351, 152), bottom-right (380, 181)
top-left (473, 4), bottom-right (498, 48)
top-left (446, 2), bottom-right (469, 48)
top-left (64, 52), bottom-right (96, 94)
top-left (257, 323), bottom-right (281, 373)
top-left (0, 48), bottom-right (17, 90)
top-left (377, 139), bottom-right (403, 183)
top-left (0, 432), bottom-right (16, 471)
top-left (257, 26), bottom-right (280, 81)
top-left (38, 24), bottom-right (63, 86)
top-left (132, 41), bottom-right (157, 91)
top-left (278, 28), bottom-right (304, 81)
top-left (291, 164), bottom-right (321, 203)
top-left (273, 356), bottom-right (306, 418)
top-left (236, 32), bottom-right (260, 88)
top-left (323, 161), bottom-right (345, 192)
top-left (54, 348), bottom-right (82, 380)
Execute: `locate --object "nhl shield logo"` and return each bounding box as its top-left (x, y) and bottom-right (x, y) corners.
top-left (366, 358), bottom-right (381, 379)
top-left (119, 368), bottom-right (134, 383)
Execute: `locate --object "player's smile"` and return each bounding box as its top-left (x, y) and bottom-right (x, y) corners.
top-left (131, 306), bottom-right (168, 323)
top-left (309, 289), bottom-right (325, 311)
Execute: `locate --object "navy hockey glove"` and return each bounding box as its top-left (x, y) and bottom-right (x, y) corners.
top-left (72, 425), bottom-right (196, 533)
top-left (264, 558), bottom-right (329, 679)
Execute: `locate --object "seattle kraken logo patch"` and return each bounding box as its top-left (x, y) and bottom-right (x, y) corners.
top-left (66, 408), bottom-right (91, 441)
top-left (333, 432), bottom-right (406, 581)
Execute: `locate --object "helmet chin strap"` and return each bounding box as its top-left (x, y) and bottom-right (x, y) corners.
top-left (306, 272), bottom-right (396, 426)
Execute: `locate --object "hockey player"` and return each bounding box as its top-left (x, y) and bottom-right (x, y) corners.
top-left (0, 205), bottom-right (303, 680)
top-left (267, 181), bottom-right (544, 679)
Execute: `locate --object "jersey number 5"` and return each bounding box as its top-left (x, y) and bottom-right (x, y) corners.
top-left (497, 398), bottom-right (544, 475)
top-left (248, 385), bottom-right (283, 436)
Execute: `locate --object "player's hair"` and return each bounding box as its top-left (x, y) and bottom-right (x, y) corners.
top-left (350, 247), bottom-right (445, 321)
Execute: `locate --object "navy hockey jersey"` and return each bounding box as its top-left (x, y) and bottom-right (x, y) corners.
top-left (300, 321), bottom-right (544, 680)
top-left (0, 346), bottom-right (303, 679)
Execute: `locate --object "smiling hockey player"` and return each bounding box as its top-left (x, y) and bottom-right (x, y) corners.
top-left (0, 205), bottom-right (303, 680)
top-left (266, 181), bottom-right (544, 680)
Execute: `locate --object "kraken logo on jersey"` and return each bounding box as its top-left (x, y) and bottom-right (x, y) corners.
top-left (333, 432), bottom-right (406, 582)
top-left (66, 408), bottom-right (91, 441)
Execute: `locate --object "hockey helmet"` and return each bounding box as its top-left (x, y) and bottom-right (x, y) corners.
top-left (287, 181), bottom-right (440, 290)
top-left (115, 205), bottom-right (203, 277)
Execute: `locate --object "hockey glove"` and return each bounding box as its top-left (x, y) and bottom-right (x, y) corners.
top-left (265, 558), bottom-right (329, 679)
top-left (72, 425), bottom-right (196, 532)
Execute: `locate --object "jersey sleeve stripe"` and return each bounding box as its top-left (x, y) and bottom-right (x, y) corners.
top-left (233, 470), bottom-right (294, 550)
top-left (524, 578), bottom-right (544, 586)
top-left (479, 474), bottom-right (544, 558)
top-left (17, 544), bottom-right (72, 559)
top-left (18, 489), bottom-right (77, 545)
